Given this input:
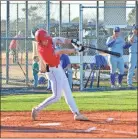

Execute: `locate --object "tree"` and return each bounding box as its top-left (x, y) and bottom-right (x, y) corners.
top-left (71, 17), bottom-right (79, 22)
top-left (127, 8), bottom-right (136, 25)
top-left (22, 5), bottom-right (44, 27)
top-left (71, 17), bottom-right (88, 24)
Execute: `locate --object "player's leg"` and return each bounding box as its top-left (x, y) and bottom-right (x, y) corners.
top-left (47, 79), bottom-right (51, 90)
top-left (33, 74), bottom-right (37, 87)
top-left (32, 68), bottom-right (63, 120)
top-left (117, 57), bottom-right (124, 87)
top-left (127, 54), bottom-right (137, 87)
top-left (60, 66), bottom-right (88, 121)
top-left (109, 56), bottom-right (117, 88)
top-left (34, 74), bottom-right (38, 87)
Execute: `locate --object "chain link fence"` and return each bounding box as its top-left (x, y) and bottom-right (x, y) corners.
top-left (1, 1), bottom-right (137, 91)
top-left (79, 2), bottom-right (137, 90)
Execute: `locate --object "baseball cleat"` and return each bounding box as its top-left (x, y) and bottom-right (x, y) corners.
top-left (31, 107), bottom-right (38, 121)
top-left (116, 83), bottom-right (122, 88)
top-left (111, 85), bottom-right (116, 89)
top-left (74, 114), bottom-right (89, 121)
top-left (128, 84), bottom-right (133, 88)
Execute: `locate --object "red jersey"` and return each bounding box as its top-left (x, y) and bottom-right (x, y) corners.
top-left (9, 40), bottom-right (16, 49)
top-left (38, 37), bottom-right (60, 67)
top-left (9, 35), bottom-right (22, 49)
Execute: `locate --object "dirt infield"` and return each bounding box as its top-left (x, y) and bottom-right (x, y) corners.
top-left (1, 111), bottom-right (137, 138)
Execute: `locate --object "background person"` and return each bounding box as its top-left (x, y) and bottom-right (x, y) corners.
top-left (106, 27), bottom-right (131, 88)
top-left (9, 31), bottom-right (22, 63)
top-left (127, 25), bottom-right (138, 88)
top-left (32, 56), bottom-right (39, 88)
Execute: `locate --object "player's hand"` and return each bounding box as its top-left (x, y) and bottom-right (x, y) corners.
top-left (130, 38), bottom-right (134, 43)
top-left (71, 39), bottom-right (80, 46)
top-left (78, 45), bottom-right (85, 52)
top-left (72, 44), bottom-right (85, 52)
top-left (112, 35), bottom-right (116, 39)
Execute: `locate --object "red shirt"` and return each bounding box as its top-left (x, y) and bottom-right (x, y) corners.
top-left (9, 35), bottom-right (22, 49)
top-left (9, 40), bottom-right (16, 49)
top-left (38, 37), bottom-right (60, 67)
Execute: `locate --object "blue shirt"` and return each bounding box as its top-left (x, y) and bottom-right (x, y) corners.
top-left (60, 54), bottom-right (71, 69)
top-left (128, 34), bottom-right (138, 53)
top-left (106, 36), bottom-right (125, 56)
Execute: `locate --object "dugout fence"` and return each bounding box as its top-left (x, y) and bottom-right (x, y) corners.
top-left (79, 2), bottom-right (137, 91)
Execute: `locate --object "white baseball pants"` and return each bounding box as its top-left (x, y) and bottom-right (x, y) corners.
top-left (35, 65), bottom-right (79, 114)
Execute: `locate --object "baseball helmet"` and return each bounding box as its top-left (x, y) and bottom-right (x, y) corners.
top-left (35, 29), bottom-right (48, 42)
top-left (38, 76), bottom-right (46, 84)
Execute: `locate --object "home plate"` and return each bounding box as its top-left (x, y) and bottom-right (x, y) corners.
top-left (38, 123), bottom-right (61, 126)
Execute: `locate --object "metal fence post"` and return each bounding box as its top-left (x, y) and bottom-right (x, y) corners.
top-left (79, 4), bottom-right (83, 91)
top-left (69, 4), bottom-right (70, 23)
top-left (25, 1), bottom-right (29, 85)
top-left (59, 1), bottom-right (62, 36)
top-left (6, 1), bottom-right (10, 84)
top-left (96, 1), bottom-right (99, 51)
top-left (47, 0), bottom-right (50, 34)
top-left (16, 3), bottom-right (19, 62)
top-left (136, 1), bottom-right (138, 25)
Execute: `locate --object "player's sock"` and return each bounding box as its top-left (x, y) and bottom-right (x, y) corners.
top-left (110, 73), bottom-right (116, 85)
top-left (118, 74), bottom-right (124, 84)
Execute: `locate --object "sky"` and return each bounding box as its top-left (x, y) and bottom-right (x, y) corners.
top-left (1, 1), bottom-right (135, 22)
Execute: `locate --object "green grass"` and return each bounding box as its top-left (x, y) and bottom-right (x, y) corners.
top-left (1, 90), bottom-right (137, 111)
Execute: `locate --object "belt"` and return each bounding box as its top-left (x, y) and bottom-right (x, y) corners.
top-left (49, 65), bottom-right (58, 68)
top-left (46, 64), bottom-right (58, 72)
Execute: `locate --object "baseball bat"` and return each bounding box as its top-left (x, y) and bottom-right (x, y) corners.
top-left (84, 69), bottom-right (93, 88)
top-left (97, 68), bottom-right (100, 88)
top-left (17, 62), bottom-right (26, 77)
top-left (90, 71), bottom-right (94, 88)
top-left (83, 46), bottom-right (121, 57)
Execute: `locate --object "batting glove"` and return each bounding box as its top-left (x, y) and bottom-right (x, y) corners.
top-left (71, 39), bottom-right (81, 46)
top-left (78, 45), bottom-right (85, 52)
top-left (72, 43), bottom-right (85, 52)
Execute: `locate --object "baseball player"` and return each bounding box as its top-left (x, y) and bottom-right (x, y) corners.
top-left (9, 31), bottom-right (22, 63)
top-left (106, 27), bottom-right (131, 88)
top-left (127, 25), bottom-right (138, 87)
top-left (31, 29), bottom-right (88, 121)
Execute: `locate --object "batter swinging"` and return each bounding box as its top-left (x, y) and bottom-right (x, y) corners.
top-left (31, 29), bottom-right (88, 121)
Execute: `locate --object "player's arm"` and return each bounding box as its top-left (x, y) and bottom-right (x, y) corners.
top-left (52, 37), bottom-right (69, 46)
top-left (106, 37), bottom-right (116, 47)
top-left (55, 49), bottom-right (76, 55)
top-left (123, 36), bottom-right (132, 49)
top-left (53, 37), bottom-right (81, 46)
top-left (128, 34), bottom-right (134, 44)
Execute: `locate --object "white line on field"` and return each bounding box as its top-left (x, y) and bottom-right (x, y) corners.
top-left (97, 128), bottom-right (137, 136)
top-left (84, 127), bottom-right (137, 136)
